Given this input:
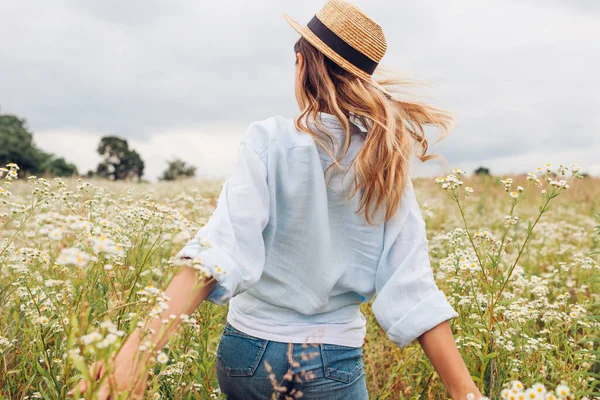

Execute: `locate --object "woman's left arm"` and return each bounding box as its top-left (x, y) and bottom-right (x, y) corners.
top-left (418, 321), bottom-right (481, 399)
top-left (371, 178), bottom-right (482, 399)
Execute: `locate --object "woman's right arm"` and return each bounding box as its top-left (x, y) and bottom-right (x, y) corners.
top-left (71, 123), bottom-right (270, 398)
top-left (72, 268), bottom-right (216, 399)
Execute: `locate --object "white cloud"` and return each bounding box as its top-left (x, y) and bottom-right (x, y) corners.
top-left (35, 131), bottom-right (102, 177)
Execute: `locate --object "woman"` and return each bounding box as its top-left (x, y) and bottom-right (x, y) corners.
top-left (74, 0), bottom-right (482, 399)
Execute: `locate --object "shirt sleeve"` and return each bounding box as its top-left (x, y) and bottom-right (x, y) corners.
top-left (175, 131), bottom-right (269, 306)
top-left (371, 178), bottom-right (458, 348)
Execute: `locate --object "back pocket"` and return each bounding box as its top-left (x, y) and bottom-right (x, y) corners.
top-left (216, 324), bottom-right (269, 377)
top-left (321, 343), bottom-right (364, 383)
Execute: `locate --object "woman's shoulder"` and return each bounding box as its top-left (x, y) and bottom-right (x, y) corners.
top-left (242, 115), bottom-right (317, 155)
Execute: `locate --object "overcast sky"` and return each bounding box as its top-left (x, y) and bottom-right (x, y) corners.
top-left (1, 0), bottom-right (599, 180)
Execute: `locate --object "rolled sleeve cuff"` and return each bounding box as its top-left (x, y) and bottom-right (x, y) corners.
top-left (175, 240), bottom-right (242, 306)
top-left (386, 291), bottom-right (458, 348)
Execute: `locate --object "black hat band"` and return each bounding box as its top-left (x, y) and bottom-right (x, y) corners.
top-left (307, 15), bottom-right (378, 75)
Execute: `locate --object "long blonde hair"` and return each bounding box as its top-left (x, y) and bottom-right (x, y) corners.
top-left (293, 37), bottom-right (454, 224)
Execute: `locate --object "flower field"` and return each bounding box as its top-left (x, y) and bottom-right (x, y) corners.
top-left (0, 163), bottom-right (598, 399)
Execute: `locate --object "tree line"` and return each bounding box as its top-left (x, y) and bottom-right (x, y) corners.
top-left (2, 111), bottom-right (507, 182)
top-left (0, 112), bottom-right (196, 181)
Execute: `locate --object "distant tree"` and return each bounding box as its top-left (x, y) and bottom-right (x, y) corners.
top-left (43, 157), bottom-right (79, 177)
top-left (160, 159), bottom-right (196, 181)
top-left (95, 136), bottom-right (144, 180)
top-left (0, 114), bottom-right (46, 174)
top-left (0, 113), bottom-right (78, 177)
top-left (474, 166), bottom-right (491, 176)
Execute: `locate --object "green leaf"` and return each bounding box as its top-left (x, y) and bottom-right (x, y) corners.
top-left (70, 356), bottom-right (89, 379)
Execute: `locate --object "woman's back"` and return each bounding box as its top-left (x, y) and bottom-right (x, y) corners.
top-left (231, 113), bottom-right (384, 346)
top-left (178, 112), bottom-right (456, 348)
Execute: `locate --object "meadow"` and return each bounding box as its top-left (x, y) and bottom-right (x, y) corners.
top-left (0, 162), bottom-right (598, 399)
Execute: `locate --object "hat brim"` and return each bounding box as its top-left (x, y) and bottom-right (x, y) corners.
top-left (283, 13), bottom-right (374, 82)
top-left (283, 13), bottom-right (391, 97)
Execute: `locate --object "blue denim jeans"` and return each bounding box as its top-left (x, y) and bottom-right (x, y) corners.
top-left (216, 323), bottom-right (368, 399)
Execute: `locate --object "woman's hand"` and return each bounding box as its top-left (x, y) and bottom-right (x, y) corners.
top-left (69, 361), bottom-right (106, 397)
top-left (69, 334), bottom-right (149, 399)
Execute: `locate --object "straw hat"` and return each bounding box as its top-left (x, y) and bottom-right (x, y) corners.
top-left (284, 0), bottom-right (387, 88)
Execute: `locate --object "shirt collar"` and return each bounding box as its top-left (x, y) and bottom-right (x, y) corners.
top-left (315, 112), bottom-right (365, 135)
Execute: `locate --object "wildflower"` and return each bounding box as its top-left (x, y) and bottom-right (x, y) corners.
top-left (81, 331), bottom-right (102, 345)
top-left (92, 236), bottom-right (123, 255)
top-left (435, 173), bottom-right (463, 190)
top-left (452, 167), bottom-right (467, 176)
top-left (48, 229), bottom-right (63, 241)
top-left (504, 215), bottom-right (519, 228)
top-left (512, 380), bottom-right (524, 392)
top-left (56, 248), bottom-right (91, 268)
top-left (150, 305), bottom-right (163, 317)
top-left (501, 178), bottom-right (513, 192)
top-left (78, 221), bottom-right (93, 231)
top-left (517, 186), bottom-right (524, 192)
top-left (157, 352), bottom-right (169, 364)
top-left (509, 192), bottom-right (519, 199)
top-left (524, 388), bottom-right (539, 399)
top-left (554, 385), bottom-right (569, 397)
top-left (92, 236), bottom-right (108, 253)
top-left (104, 264), bottom-right (113, 271)
top-left (465, 187), bottom-right (474, 195)
top-left (96, 333), bottom-right (118, 349)
top-left (38, 316), bottom-right (49, 325)
top-left (532, 383), bottom-right (546, 395)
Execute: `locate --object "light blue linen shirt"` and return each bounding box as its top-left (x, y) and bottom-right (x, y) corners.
top-left (176, 113), bottom-right (457, 348)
